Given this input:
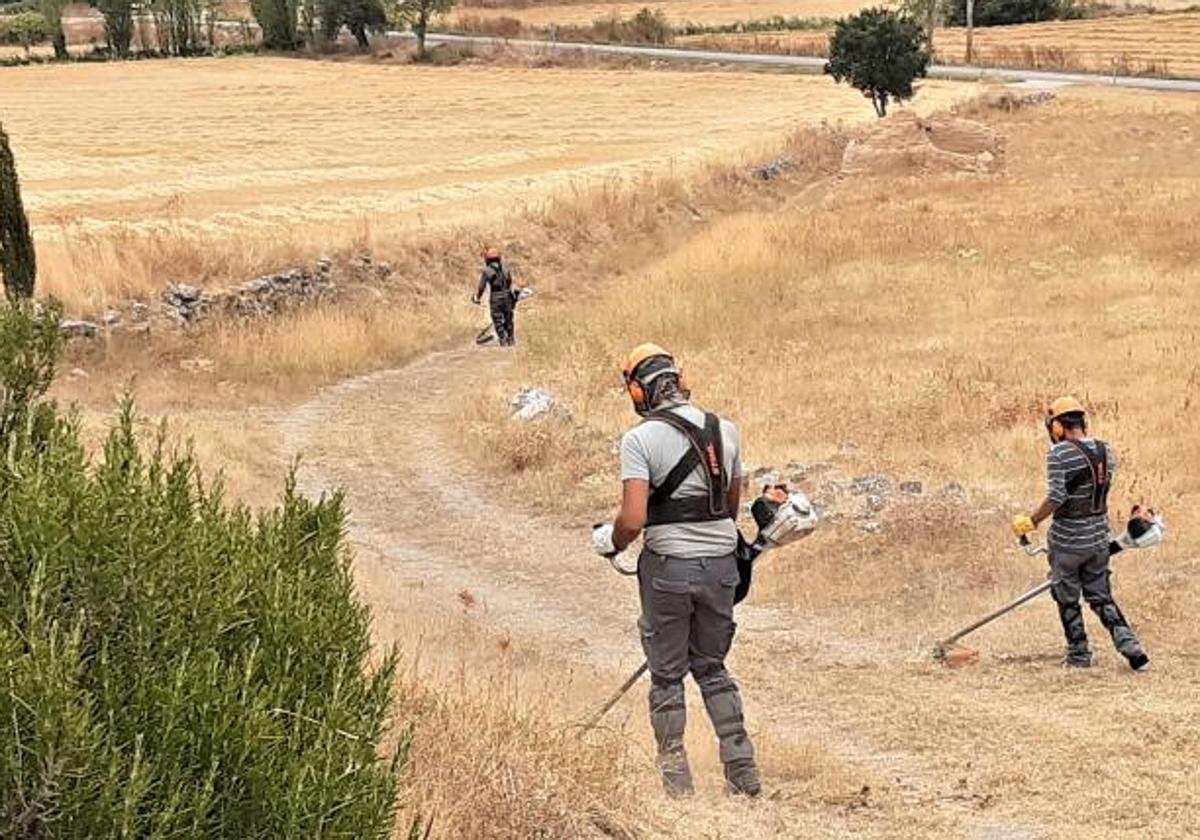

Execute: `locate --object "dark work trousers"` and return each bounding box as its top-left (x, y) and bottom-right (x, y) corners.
top-left (489, 293), bottom-right (515, 346)
top-left (1049, 547), bottom-right (1145, 665)
top-left (637, 548), bottom-right (756, 793)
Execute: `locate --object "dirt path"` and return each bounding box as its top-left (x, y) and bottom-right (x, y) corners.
top-left (279, 346), bottom-right (1200, 840)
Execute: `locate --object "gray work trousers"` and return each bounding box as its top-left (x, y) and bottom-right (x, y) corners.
top-left (637, 548), bottom-right (755, 786)
top-left (1049, 547), bottom-right (1144, 663)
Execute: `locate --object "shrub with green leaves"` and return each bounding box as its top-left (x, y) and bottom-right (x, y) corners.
top-left (0, 303), bottom-right (400, 837)
top-left (825, 8), bottom-right (929, 117)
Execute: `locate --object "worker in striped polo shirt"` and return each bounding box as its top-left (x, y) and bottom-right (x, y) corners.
top-left (1012, 397), bottom-right (1150, 671)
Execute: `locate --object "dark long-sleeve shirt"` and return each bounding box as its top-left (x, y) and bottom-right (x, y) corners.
top-left (476, 263), bottom-right (511, 300)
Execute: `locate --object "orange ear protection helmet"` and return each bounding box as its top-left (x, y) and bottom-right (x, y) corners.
top-left (622, 343), bottom-right (681, 414)
top-left (1046, 395), bottom-right (1087, 442)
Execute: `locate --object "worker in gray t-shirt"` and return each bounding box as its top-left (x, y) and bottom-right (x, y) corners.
top-left (590, 343), bottom-right (760, 799)
top-left (1012, 396), bottom-right (1148, 671)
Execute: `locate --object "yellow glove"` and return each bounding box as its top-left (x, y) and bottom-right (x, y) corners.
top-left (1011, 514), bottom-right (1036, 538)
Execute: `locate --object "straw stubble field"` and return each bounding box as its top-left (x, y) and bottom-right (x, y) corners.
top-left (680, 12), bottom-right (1200, 78)
top-left (1, 56), bottom-right (971, 313)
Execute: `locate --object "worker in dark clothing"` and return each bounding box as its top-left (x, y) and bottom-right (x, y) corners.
top-left (472, 248), bottom-right (515, 347)
top-left (1012, 396), bottom-right (1149, 671)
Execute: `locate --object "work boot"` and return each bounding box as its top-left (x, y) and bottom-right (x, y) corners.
top-left (1128, 652), bottom-right (1150, 672)
top-left (724, 760), bottom-right (762, 798)
top-left (1064, 642), bottom-right (1093, 668)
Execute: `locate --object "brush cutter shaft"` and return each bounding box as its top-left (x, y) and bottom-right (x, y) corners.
top-left (582, 661), bottom-right (648, 732)
top-left (938, 579), bottom-right (1054, 649)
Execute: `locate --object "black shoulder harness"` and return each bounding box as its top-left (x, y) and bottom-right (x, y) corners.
top-left (642, 410), bottom-right (731, 527)
top-left (1055, 439), bottom-right (1110, 520)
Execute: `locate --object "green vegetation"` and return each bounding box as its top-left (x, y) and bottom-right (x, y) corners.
top-left (395, 0), bottom-right (456, 57)
top-left (550, 6), bottom-right (673, 45)
top-left (38, 0), bottom-right (67, 56)
top-left (825, 8), bottom-right (929, 116)
top-left (675, 14), bottom-right (835, 37)
top-left (0, 303), bottom-right (401, 833)
top-left (0, 122), bottom-right (36, 302)
top-left (942, 0), bottom-right (1082, 26)
top-left (0, 9), bottom-right (48, 56)
top-left (252, 0), bottom-right (300, 48)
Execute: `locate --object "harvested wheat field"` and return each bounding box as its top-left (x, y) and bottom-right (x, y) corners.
top-left (0, 56), bottom-right (971, 311)
top-left (937, 12), bottom-right (1200, 77)
top-left (682, 12), bottom-right (1200, 78)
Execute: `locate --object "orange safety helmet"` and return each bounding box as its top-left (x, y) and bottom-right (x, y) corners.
top-left (1046, 395), bottom-right (1087, 442)
top-left (622, 343), bottom-right (679, 414)
top-left (483, 247), bottom-right (501, 261)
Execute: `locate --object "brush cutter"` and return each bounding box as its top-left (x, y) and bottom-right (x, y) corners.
top-left (933, 536), bottom-right (1052, 667)
top-left (933, 507), bottom-right (1166, 666)
top-left (581, 486), bottom-right (817, 733)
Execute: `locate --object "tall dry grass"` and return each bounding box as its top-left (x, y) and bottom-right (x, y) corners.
top-left (56, 121), bottom-right (861, 408)
top-left (458, 88), bottom-right (1200, 642)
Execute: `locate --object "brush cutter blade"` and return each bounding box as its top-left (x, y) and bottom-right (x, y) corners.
top-left (934, 643), bottom-right (980, 668)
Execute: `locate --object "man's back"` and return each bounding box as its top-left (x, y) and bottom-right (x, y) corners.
top-left (620, 403), bottom-right (741, 558)
top-left (1046, 437), bottom-right (1117, 555)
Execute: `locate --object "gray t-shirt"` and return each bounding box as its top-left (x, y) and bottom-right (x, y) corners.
top-left (1046, 438), bottom-right (1116, 555)
top-left (620, 403), bottom-right (743, 559)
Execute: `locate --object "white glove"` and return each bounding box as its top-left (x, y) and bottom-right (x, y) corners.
top-left (591, 523), bottom-right (619, 559)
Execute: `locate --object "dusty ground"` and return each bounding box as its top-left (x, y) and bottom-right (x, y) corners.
top-left (263, 342), bottom-right (1199, 839)
top-left (0, 57), bottom-right (971, 309)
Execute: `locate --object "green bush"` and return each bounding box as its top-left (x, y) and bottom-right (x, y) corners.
top-left (0, 10), bottom-right (50, 49)
top-left (826, 8), bottom-right (929, 117)
top-left (942, 0), bottom-right (1081, 26)
top-left (0, 304), bottom-right (400, 837)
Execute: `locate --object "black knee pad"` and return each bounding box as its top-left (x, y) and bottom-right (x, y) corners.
top-left (651, 673), bottom-right (685, 689)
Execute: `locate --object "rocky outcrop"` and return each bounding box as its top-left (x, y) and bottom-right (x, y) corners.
top-left (841, 112), bottom-right (1005, 177)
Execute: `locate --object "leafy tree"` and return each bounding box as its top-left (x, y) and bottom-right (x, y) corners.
top-left (36, 0), bottom-right (68, 57)
top-left (0, 122), bottom-right (36, 302)
top-left (2, 9), bottom-right (49, 57)
top-left (394, 0), bottom-right (453, 58)
top-left (343, 0), bottom-right (385, 48)
top-left (148, 0), bottom-right (206, 55)
top-left (92, 0), bottom-right (135, 54)
top-left (251, 0), bottom-right (300, 48)
top-left (312, 0), bottom-right (385, 49)
top-left (943, 0), bottom-right (1077, 26)
top-left (825, 8), bottom-right (930, 117)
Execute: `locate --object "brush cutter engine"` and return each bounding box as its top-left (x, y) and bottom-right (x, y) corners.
top-left (752, 484), bottom-right (818, 548)
top-left (1115, 506), bottom-right (1165, 551)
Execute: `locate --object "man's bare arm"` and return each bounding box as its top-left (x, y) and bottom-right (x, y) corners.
top-left (613, 479), bottom-right (650, 551)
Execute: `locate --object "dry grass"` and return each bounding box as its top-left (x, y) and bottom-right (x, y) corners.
top-left (450, 89), bottom-right (1200, 834)
top-left (0, 57), bottom-right (973, 315)
top-left (681, 12), bottom-right (1200, 79)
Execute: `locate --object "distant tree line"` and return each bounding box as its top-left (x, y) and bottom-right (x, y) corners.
top-left (0, 0), bottom-right (459, 59)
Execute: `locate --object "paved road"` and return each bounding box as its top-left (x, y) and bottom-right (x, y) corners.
top-left (417, 31), bottom-right (1200, 93)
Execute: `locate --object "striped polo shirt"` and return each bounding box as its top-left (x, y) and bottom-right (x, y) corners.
top-left (1046, 438), bottom-right (1116, 555)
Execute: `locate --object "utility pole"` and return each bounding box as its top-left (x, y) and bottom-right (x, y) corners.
top-left (965, 0), bottom-right (975, 64)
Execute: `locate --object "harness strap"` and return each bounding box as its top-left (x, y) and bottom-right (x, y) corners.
top-left (643, 410), bottom-right (730, 527)
top-left (1057, 439), bottom-right (1110, 520)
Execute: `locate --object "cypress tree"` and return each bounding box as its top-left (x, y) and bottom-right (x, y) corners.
top-left (0, 122), bottom-right (36, 302)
